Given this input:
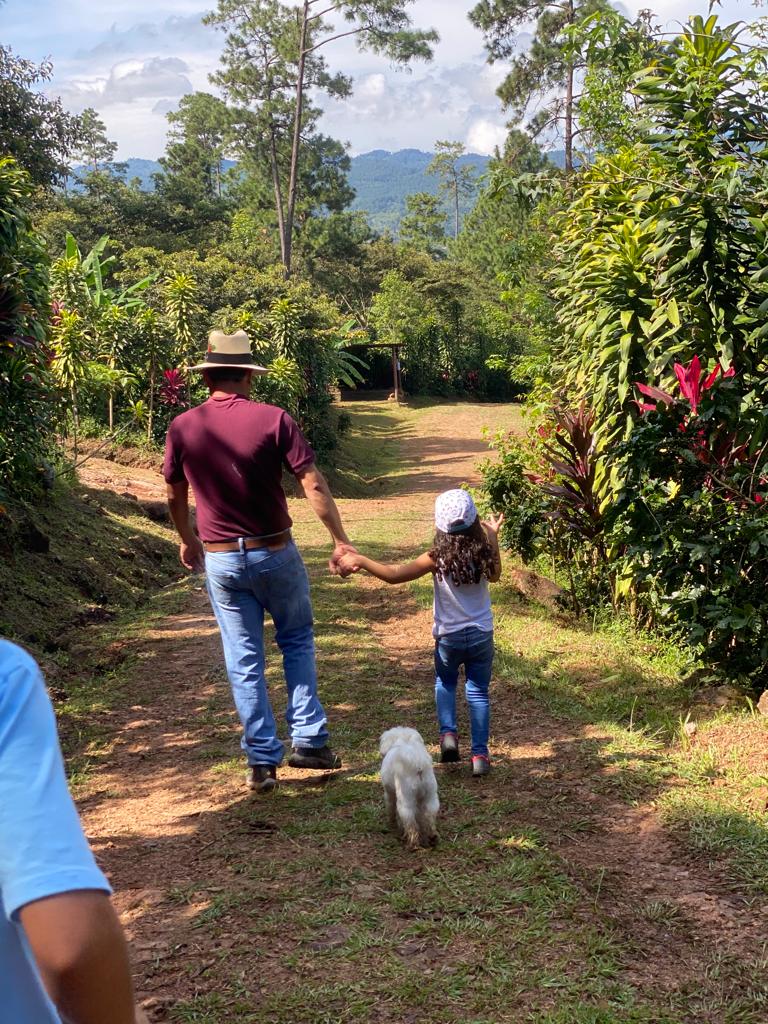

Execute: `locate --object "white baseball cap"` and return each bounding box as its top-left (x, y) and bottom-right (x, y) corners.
top-left (435, 489), bottom-right (478, 534)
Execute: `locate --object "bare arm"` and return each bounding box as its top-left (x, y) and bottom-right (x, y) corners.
top-left (166, 480), bottom-right (204, 571)
top-left (339, 550), bottom-right (435, 585)
top-left (482, 513), bottom-right (504, 583)
top-left (295, 463), bottom-right (354, 572)
top-left (20, 891), bottom-right (136, 1024)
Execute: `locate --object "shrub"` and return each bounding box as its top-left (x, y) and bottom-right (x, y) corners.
top-left (0, 158), bottom-right (56, 499)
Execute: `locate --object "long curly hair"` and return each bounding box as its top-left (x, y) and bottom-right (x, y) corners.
top-left (429, 518), bottom-right (495, 586)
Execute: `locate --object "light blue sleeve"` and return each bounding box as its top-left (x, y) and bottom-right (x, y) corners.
top-left (0, 641), bottom-right (110, 920)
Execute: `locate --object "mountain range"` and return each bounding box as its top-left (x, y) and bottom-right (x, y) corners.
top-left (69, 148), bottom-right (565, 234)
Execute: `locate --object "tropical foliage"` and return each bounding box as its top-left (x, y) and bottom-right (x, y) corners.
top-left (480, 14), bottom-right (768, 687)
top-left (0, 158), bottom-right (55, 498)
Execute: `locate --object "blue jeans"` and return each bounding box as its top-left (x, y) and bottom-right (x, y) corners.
top-left (434, 627), bottom-right (494, 758)
top-left (205, 540), bottom-right (329, 767)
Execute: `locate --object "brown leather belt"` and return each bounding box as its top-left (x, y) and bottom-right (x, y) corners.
top-left (204, 530), bottom-right (291, 553)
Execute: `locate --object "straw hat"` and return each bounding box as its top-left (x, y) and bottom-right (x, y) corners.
top-left (188, 330), bottom-right (268, 373)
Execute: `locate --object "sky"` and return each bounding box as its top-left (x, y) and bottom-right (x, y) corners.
top-left (0, 0), bottom-right (756, 160)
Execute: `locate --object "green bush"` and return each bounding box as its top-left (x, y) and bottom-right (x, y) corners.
top-left (0, 158), bottom-right (57, 499)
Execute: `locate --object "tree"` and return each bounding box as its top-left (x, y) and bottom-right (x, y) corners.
top-left (74, 109), bottom-right (118, 174)
top-left (549, 15), bottom-right (768, 444)
top-left (156, 92), bottom-right (231, 202)
top-left (205, 0), bottom-right (438, 275)
top-left (453, 130), bottom-right (551, 280)
top-left (399, 192), bottom-right (446, 254)
top-left (0, 157), bottom-right (57, 497)
top-left (469, 0), bottom-right (611, 173)
top-left (0, 47), bottom-right (82, 188)
top-left (427, 141), bottom-right (477, 240)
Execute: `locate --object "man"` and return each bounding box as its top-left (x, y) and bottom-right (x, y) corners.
top-left (0, 639), bottom-right (143, 1024)
top-left (163, 330), bottom-right (354, 793)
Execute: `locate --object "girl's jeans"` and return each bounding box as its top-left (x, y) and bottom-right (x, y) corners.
top-left (205, 541), bottom-right (329, 767)
top-left (434, 626), bottom-right (494, 758)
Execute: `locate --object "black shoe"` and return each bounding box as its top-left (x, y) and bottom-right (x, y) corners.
top-left (247, 764), bottom-right (277, 793)
top-left (287, 745), bottom-right (342, 770)
top-left (440, 732), bottom-right (460, 763)
top-left (472, 755), bottom-right (491, 778)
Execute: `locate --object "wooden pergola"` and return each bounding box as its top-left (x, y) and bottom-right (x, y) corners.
top-left (356, 342), bottom-right (403, 403)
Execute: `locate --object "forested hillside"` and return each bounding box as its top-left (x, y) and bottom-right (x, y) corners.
top-left (68, 149), bottom-right (494, 234)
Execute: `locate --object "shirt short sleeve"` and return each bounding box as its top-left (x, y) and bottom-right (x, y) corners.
top-left (0, 642), bottom-right (110, 920)
top-left (163, 421), bottom-right (185, 485)
top-left (278, 412), bottom-right (316, 475)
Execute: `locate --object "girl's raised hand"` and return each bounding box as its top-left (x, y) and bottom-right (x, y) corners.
top-left (482, 512), bottom-right (505, 536)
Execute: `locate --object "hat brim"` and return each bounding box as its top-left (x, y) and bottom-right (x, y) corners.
top-left (188, 361), bottom-right (269, 373)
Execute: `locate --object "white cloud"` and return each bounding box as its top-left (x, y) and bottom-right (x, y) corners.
top-left (466, 118), bottom-right (507, 155)
top-left (54, 56), bottom-right (193, 111)
top-left (9, 0), bottom-right (761, 160)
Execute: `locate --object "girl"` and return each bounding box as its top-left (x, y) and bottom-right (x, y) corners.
top-left (338, 489), bottom-right (504, 777)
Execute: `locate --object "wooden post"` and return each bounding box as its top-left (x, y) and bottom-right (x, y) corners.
top-left (391, 345), bottom-right (401, 403)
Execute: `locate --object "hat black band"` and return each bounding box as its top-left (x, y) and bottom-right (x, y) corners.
top-left (204, 352), bottom-right (256, 365)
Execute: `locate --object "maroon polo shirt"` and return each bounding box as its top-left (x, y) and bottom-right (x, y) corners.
top-left (163, 395), bottom-right (315, 542)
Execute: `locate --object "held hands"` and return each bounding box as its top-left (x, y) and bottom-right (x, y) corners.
top-left (482, 512), bottom-right (505, 537)
top-left (329, 542), bottom-right (358, 577)
top-left (337, 550), bottom-right (364, 576)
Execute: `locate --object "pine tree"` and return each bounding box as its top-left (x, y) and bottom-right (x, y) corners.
top-left (400, 192), bottom-right (446, 255)
top-left (205, 0), bottom-right (438, 276)
top-left (157, 93), bottom-right (231, 203)
top-left (427, 141), bottom-right (476, 239)
top-left (470, 0), bottom-right (612, 173)
top-left (76, 108), bottom-right (118, 173)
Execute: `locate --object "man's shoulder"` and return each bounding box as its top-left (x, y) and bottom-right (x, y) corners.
top-left (169, 405), bottom-right (204, 431)
top-left (0, 640), bottom-right (37, 686)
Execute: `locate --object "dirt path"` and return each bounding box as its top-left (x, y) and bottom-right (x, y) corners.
top-left (73, 400), bottom-right (767, 1024)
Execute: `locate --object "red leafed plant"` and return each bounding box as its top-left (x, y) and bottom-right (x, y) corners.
top-left (635, 355), bottom-right (735, 415)
top-left (536, 403), bottom-right (606, 546)
top-left (159, 368), bottom-right (187, 407)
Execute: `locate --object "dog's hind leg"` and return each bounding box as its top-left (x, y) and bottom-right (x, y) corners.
top-left (383, 785), bottom-right (398, 833)
top-left (397, 805), bottom-right (421, 851)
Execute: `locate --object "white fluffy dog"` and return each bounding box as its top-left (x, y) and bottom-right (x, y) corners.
top-left (379, 727), bottom-right (440, 850)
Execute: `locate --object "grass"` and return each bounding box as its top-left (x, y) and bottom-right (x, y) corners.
top-left (19, 396), bottom-right (767, 1023)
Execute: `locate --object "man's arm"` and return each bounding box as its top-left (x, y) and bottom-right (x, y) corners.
top-left (166, 480), bottom-right (205, 571)
top-left (20, 891), bottom-right (136, 1024)
top-left (295, 464), bottom-right (354, 574)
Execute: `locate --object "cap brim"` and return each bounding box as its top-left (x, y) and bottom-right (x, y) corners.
top-left (187, 362), bottom-right (269, 374)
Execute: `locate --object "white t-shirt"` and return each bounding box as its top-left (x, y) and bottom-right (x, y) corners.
top-left (433, 573), bottom-right (493, 638)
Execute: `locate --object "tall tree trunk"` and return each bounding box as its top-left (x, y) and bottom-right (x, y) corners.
top-left (70, 386), bottom-right (79, 462)
top-left (268, 131), bottom-right (288, 267)
top-left (565, 63), bottom-right (574, 174)
top-left (454, 178), bottom-right (460, 239)
top-left (285, 1), bottom-right (310, 278)
top-left (565, 0), bottom-right (575, 175)
top-left (147, 357), bottom-right (155, 443)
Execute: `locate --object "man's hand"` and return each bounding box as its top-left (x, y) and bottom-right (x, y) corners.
top-left (482, 512), bottom-right (505, 537)
top-left (180, 538), bottom-right (205, 572)
top-left (330, 542), bottom-right (358, 578)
